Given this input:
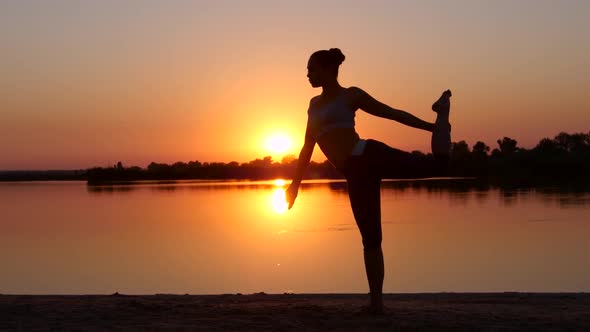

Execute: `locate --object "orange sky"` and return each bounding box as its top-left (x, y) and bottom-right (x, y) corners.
top-left (1, 1), bottom-right (589, 170)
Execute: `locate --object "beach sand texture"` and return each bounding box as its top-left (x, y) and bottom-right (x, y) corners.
top-left (2, 293), bottom-right (590, 331)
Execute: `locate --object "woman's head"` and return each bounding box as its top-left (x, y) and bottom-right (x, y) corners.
top-left (307, 48), bottom-right (345, 88)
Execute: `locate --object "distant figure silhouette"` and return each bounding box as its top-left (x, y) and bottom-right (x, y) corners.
top-left (286, 48), bottom-right (452, 314)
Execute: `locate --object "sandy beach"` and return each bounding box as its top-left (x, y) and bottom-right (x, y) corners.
top-left (2, 293), bottom-right (589, 331)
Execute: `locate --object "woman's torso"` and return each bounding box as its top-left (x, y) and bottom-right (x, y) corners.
top-left (307, 88), bottom-right (362, 168)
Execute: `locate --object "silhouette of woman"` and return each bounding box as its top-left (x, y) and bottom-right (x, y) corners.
top-left (286, 48), bottom-right (452, 314)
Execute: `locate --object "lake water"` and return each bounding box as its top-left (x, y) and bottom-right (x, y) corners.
top-left (1, 179), bottom-right (589, 295)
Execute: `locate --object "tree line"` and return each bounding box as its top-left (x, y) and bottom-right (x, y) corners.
top-left (85, 130), bottom-right (590, 184)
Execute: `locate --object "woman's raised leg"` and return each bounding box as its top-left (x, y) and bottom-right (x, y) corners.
top-left (363, 139), bottom-right (448, 180)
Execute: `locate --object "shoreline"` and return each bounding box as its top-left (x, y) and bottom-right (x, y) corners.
top-left (2, 292), bottom-right (589, 331)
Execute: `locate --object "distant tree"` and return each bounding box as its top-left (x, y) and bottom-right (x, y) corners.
top-left (472, 141), bottom-right (490, 158)
top-left (173, 161), bottom-right (187, 169)
top-left (496, 137), bottom-right (518, 155)
top-left (188, 160), bottom-right (202, 168)
top-left (147, 162), bottom-right (169, 173)
top-left (451, 140), bottom-right (470, 160)
top-left (490, 148), bottom-right (501, 158)
top-left (554, 132), bottom-right (571, 152)
top-left (248, 156), bottom-right (273, 167)
top-left (281, 154), bottom-right (297, 165)
top-left (535, 137), bottom-right (560, 153)
top-left (410, 150), bottom-right (427, 158)
top-left (550, 131), bottom-right (590, 153)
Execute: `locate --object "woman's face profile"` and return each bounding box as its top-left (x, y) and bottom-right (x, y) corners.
top-left (307, 57), bottom-right (330, 88)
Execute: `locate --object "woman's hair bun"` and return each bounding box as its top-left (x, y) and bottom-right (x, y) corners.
top-left (328, 48), bottom-right (345, 65)
top-left (310, 48), bottom-right (345, 72)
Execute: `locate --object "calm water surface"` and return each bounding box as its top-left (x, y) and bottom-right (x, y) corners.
top-left (1, 179), bottom-right (589, 294)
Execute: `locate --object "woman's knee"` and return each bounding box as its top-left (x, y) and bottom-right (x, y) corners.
top-left (359, 221), bottom-right (382, 251)
top-left (362, 235), bottom-right (382, 251)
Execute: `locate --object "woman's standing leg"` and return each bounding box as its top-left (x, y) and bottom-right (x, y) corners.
top-left (346, 173), bottom-right (385, 313)
top-left (343, 139), bottom-right (448, 313)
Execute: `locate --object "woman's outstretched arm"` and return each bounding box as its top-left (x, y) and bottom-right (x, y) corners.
top-left (286, 125), bottom-right (315, 209)
top-left (350, 87), bottom-right (434, 132)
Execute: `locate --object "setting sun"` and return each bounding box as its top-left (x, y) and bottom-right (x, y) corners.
top-left (265, 133), bottom-right (293, 155)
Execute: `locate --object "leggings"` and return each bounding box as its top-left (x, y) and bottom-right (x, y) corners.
top-left (338, 139), bottom-right (449, 250)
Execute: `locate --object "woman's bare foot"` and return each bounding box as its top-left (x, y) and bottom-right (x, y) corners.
top-left (432, 89), bottom-right (452, 114)
top-left (358, 303), bottom-right (386, 315)
top-left (431, 89), bottom-right (452, 159)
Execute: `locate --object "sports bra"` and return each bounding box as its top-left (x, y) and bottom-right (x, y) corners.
top-left (307, 89), bottom-right (356, 140)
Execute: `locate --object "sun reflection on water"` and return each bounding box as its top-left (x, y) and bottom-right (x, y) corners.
top-left (271, 188), bottom-right (288, 214)
top-left (271, 179), bottom-right (288, 214)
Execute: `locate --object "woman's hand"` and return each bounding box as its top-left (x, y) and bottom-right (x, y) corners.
top-left (285, 182), bottom-right (299, 210)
